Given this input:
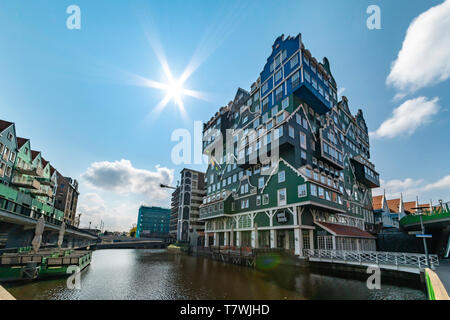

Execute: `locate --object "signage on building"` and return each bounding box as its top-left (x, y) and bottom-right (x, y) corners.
top-left (276, 211), bottom-right (289, 224)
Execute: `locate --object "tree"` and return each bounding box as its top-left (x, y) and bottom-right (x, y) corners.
top-left (129, 226), bottom-right (137, 238)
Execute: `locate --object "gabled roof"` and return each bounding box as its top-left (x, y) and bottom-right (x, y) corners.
top-left (41, 157), bottom-right (49, 168)
top-left (16, 137), bottom-right (29, 149)
top-left (372, 195), bottom-right (383, 210)
top-left (50, 165), bottom-right (56, 176)
top-left (387, 199), bottom-right (401, 213)
top-left (0, 120), bottom-right (13, 133)
top-left (31, 150), bottom-right (41, 161)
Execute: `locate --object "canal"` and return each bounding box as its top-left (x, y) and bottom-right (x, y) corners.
top-left (4, 249), bottom-right (426, 300)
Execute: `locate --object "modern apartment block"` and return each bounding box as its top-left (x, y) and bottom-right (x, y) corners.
top-left (136, 206), bottom-right (170, 238)
top-left (54, 173), bottom-right (80, 226)
top-left (199, 34), bottom-right (380, 256)
top-left (0, 119), bottom-right (78, 225)
top-left (171, 169), bottom-right (206, 243)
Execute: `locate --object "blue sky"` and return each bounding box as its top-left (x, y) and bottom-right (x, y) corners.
top-left (1, 0), bottom-right (449, 231)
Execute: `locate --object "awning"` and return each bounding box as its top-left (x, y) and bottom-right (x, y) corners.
top-left (315, 222), bottom-right (376, 239)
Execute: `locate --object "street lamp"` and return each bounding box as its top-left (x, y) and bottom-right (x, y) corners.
top-left (412, 206), bottom-right (431, 268)
top-left (160, 183), bottom-right (177, 190)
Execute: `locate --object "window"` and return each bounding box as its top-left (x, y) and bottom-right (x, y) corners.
top-left (278, 171), bottom-right (285, 183)
top-left (262, 82), bottom-right (268, 93)
top-left (274, 127), bottom-right (283, 140)
top-left (258, 177), bottom-right (265, 189)
top-left (300, 132), bottom-right (307, 148)
top-left (289, 126), bottom-right (294, 138)
top-left (282, 97), bottom-right (289, 109)
top-left (301, 150), bottom-right (306, 160)
top-left (275, 69), bottom-right (282, 82)
top-left (275, 85), bottom-right (283, 102)
top-left (304, 70), bottom-right (311, 83)
top-left (290, 54), bottom-right (298, 68)
top-left (277, 113), bottom-right (285, 124)
top-left (298, 184), bottom-right (307, 197)
top-left (262, 97), bottom-right (269, 110)
top-left (263, 194), bottom-right (269, 205)
top-left (318, 187), bottom-right (324, 198)
top-left (256, 195), bottom-right (261, 206)
top-left (311, 184), bottom-right (317, 196)
top-left (274, 54), bottom-right (281, 68)
top-left (277, 189), bottom-right (287, 206)
top-left (292, 71), bottom-right (300, 87)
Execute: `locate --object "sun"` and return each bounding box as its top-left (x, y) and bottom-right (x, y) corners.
top-left (165, 78), bottom-right (184, 103)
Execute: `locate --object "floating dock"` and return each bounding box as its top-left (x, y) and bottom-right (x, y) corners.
top-left (0, 248), bottom-right (92, 282)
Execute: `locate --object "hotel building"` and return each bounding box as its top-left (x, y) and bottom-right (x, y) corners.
top-left (199, 34), bottom-right (380, 256)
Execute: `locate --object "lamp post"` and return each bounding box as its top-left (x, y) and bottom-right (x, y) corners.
top-left (419, 214), bottom-right (430, 268)
top-left (413, 202), bottom-right (431, 268)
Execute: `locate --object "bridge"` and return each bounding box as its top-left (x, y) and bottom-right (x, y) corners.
top-left (92, 240), bottom-right (166, 250)
top-left (400, 207), bottom-right (450, 258)
top-left (0, 202), bottom-right (98, 250)
top-left (303, 249), bottom-right (439, 274)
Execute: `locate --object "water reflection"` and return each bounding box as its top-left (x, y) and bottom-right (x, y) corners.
top-left (5, 249), bottom-right (426, 300)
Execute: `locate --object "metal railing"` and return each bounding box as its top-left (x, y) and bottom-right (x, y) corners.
top-left (0, 196), bottom-right (95, 238)
top-left (303, 249), bottom-right (439, 269)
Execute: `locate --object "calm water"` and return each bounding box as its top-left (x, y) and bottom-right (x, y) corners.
top-left (5, 249), bottom-right (426, 300)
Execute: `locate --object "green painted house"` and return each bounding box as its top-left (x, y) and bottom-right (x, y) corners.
top-left (199, 34), bottom-right (378, 256)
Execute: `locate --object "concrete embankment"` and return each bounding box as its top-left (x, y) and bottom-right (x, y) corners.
top-left (425, 268), bottom-right (450, 300)
top-left (0, 284), bottom-right (15, 300)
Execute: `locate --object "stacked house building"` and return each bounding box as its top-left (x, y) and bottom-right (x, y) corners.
top-left (0, 119), bottom-right (79, 226)
top-left (199, 34), bottom-right (380, 256)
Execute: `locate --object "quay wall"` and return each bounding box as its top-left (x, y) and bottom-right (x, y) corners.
top-left (0, 284), bottom-right (15, 300)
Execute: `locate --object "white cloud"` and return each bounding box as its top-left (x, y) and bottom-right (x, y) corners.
top-left (370, 96), bottom-right (439, 138)
top-left (386, 0), bottom-right (450, 94)
top-left (337, 87), bottom-right (346, 98)
top-left (78, 193), bottom-right (139, 232)
top-left (424, 175), bottom-right (450, 191)
top-left (78, 160), bottom-right (175, 232)
top-left (373, 175), bottom-right (450, 201)
top-left (81, 159), bottom-right (174, 201)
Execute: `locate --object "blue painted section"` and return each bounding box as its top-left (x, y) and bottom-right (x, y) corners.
top-left (259, 34), bottom-right (332, 116)
top-left (136, 206), bottom-right (170, 238)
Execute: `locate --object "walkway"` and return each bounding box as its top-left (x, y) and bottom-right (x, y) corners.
top-left (303, 249), bottom-right (440, 274)
top-left (434, 259), bottom-right (450, 294)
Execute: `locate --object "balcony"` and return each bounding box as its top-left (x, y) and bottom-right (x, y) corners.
top-left (14, 162), bottom-right (42, 176)
top-left (351, 155), bottom-right (380, 188)
top-left (12, 176), bottom-right (41, 190)
top-left (36, 177), bottom-right (55, 187)
top-left (30, 188), bottom-right (53, 198)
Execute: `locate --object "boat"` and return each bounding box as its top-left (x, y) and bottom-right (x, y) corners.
top-left (0, 248), bottom-right (92, 282)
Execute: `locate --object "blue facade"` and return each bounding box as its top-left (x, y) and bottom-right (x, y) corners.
top-left (136, 206), bottom-right (170, 238)
top-left (259, 34), bottom-right (332, 116)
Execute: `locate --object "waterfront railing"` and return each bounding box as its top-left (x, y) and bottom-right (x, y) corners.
top-left (303, 249), bottom-right (439, 269)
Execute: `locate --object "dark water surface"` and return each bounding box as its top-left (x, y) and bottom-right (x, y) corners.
top-left (5, 249), bottom-right (426, 300)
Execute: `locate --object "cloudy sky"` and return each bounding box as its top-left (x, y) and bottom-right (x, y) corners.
top-left (1, 0), bottom-right (449, 231)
